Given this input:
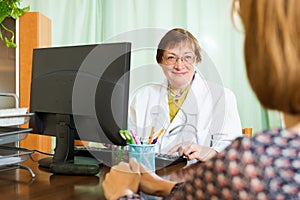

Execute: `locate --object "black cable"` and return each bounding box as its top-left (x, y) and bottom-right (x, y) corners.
top-left (0, 146), bottom-right (54, 156)
top-left (32, 149), bottom-right (54, 156)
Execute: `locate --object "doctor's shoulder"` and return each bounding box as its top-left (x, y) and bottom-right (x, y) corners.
top-left (202, 80), bottom-right (238, 101)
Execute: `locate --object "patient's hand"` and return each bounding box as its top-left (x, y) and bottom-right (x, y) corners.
top-left (130, 159), bottom-right (176, 196)
top-left (103, 159), bottom-right (140, 200)
top-left (167, 141), bottom-right (217, 162)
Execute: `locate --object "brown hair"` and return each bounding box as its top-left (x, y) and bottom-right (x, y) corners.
top-left (156, 28), bottom-right (202, 64)
top-left (232, 0), bottom-right (300, 114)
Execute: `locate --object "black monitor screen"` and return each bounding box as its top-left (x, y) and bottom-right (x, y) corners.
top-left (29, 42), bottom-right (131, 169)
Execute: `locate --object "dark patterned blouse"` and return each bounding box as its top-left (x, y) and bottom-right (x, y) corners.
top-left (169, 129), bottom-right (300, 199)
top-left (121, 129), bottom-right (300, 200)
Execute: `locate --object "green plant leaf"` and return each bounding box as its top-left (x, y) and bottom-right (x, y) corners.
top-left (0, 0), bottom-right (30, 48)
top-left (0, 13), bottom-right (8, 24)
top-left (23, 6), bottom-right (30, 12)
top-left (4, 37), bottom-right (16, 48)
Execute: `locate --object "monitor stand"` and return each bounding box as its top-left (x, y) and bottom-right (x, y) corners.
top-left (38, 115), bottom-right (101, 175)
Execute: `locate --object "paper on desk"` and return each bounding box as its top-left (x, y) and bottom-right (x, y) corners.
top-left (0, 155), bottom-right (22, 166)
top-left (87, 142), bottom-right (106, 149)
top-left (0, 108), bottom-right (28, 127)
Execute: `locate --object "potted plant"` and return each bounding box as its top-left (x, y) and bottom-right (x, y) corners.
top-left (0, 0), bottom-right (29, 48)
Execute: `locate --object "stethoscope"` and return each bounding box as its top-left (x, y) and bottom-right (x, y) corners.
top-left (167, 83), bottom-right (198, 136)
top-left (153, 83), bottom-right (199, 153)
top-left (154, 71), bottom-right (199, 150)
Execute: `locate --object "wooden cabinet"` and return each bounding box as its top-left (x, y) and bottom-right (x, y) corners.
top-left (19, 12), bottom-right (52, 152)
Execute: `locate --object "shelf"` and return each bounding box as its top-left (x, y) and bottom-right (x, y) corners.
top-left (0, 108), bottom-right (33, 126)
top-left (0, 147), bottom-right (33, 166)
top-left (0, 146), bottom-right (35, 177)
top-left (0, 94), bottom-right (35, 178)
top-left (0, 127), bottom-right (32, 145)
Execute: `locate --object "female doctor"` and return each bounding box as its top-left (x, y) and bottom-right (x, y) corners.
top-left (129, 28), bottom-right (242, 162)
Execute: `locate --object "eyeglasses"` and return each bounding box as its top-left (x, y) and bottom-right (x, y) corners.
top-left (163, 54), bottom-right (196, 65)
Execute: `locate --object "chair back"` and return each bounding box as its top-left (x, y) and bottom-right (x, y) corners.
top-left (242, 128), bottom-right (252, 138)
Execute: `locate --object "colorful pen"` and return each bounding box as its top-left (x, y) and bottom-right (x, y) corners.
top-left (119, 130), bottom-right (127, 141)
top-left (129, 130), bottom-right (140, 144)
top-left (148, 127), bottom-right (155, 144)
top-left (119, 130), bottom-right (135, 144)
top-left (151, 128), bottom-right (165, 144)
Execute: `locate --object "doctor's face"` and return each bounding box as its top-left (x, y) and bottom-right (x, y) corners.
top-left (160, 42), bottom-right (197, 90)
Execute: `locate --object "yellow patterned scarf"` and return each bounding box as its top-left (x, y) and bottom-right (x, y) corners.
top-left (168, 87), bottom-right (190, 122)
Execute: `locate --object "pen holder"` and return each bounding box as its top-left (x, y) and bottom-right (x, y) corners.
top-left (129, 144), bottom-right (155, 172)
top-left (112, 145), bottom-right (129, 166)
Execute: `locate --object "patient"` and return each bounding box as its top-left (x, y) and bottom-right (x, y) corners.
top-left (103, 0), bottom-right (300, 199)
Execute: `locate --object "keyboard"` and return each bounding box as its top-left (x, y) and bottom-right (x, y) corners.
top-left (154, 153), bottom-right (187, 169)
top-left (74, 146), bottom-right (187, 169)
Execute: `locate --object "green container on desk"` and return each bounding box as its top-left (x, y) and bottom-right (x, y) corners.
top-left (129, 144), bottom-right (155, 172)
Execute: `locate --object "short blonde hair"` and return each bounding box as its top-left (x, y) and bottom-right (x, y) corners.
top-left (232, 0), bottom-right (300, 114)
top-left (156, 28), bottom-right (202, 64)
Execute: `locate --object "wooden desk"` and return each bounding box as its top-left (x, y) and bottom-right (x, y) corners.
top-left (0, 153), bottom-right (186, 200)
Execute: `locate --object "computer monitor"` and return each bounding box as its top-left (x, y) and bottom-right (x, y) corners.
top-left (29, 42), bottom-right (131, 170)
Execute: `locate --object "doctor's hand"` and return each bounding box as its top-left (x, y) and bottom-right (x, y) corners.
top-left (102, 158), bottom-right (140, 200)
top-left (167, 141), bottom-right (217, 162)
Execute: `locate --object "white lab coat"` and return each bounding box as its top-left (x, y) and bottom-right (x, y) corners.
top-left (129, 73), bottom-right (242, 154)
